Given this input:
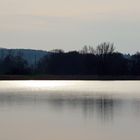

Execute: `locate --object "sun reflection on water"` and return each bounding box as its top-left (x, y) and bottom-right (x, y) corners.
top-left (19, 80), bottom-right (69, 88)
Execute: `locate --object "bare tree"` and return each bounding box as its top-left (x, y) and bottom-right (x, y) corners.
top-left (88, 45), bottom-right (95, 54)
top-left (96, 42), bottom-right (115, 55)
top-left (80, 45), bottom-right (95, 54)
top-left (80, 45), bottom-right (88, 54)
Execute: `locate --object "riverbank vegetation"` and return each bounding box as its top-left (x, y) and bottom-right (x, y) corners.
top-left (0, 42), bottom-right (140, 77)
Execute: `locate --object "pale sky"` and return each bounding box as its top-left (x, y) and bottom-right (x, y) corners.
top-left (0, 0), bottom-right (140, 53)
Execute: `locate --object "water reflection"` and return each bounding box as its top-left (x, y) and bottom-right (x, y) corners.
top-left (47, 95), bottom-right (123, 122)
top-left (0, 93), bottom-right (130, 122)
top-left (0, 81), bottom-right (140, 140)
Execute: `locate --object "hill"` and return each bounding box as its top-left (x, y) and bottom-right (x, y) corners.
top-left (0, 48), bottom-right (48, 66)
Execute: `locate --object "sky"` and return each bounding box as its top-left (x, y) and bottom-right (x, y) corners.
top-left (0, 0), bottom-right (140, 53)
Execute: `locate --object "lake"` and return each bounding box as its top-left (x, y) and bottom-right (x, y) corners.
top-left (0, 80), bottom-right (140, 140)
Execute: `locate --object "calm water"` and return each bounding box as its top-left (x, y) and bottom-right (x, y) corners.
top-left (0, 80), bottom-right (140, 140)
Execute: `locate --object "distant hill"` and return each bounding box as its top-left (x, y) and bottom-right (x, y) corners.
top-left (0, 48), bottom-right (48, 66)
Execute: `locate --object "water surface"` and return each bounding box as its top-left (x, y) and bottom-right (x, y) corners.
top-left (0, 80), bottom-right (140, 140)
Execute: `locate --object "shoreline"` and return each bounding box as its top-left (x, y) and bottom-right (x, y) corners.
top-left (0, 75), bottom-right (140, 80)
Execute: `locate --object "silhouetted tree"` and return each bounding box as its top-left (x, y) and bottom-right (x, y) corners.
top-left (1, 53), bottom-right (30, 75)
top-left (131, 52), bottom-right (140, 75)
top-left (96, 42), bottom-right (115, 55)
top-left (1, 42), bottom-right (140, 76)
top-left (81, 45), bottom-right (95, 54)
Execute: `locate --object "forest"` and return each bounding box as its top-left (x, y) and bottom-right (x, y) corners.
top-left (0, 42), bottom-right (140, 76)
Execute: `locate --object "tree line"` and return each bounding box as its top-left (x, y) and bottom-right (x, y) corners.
top-left (0, 42), bottom-right (140, 75)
